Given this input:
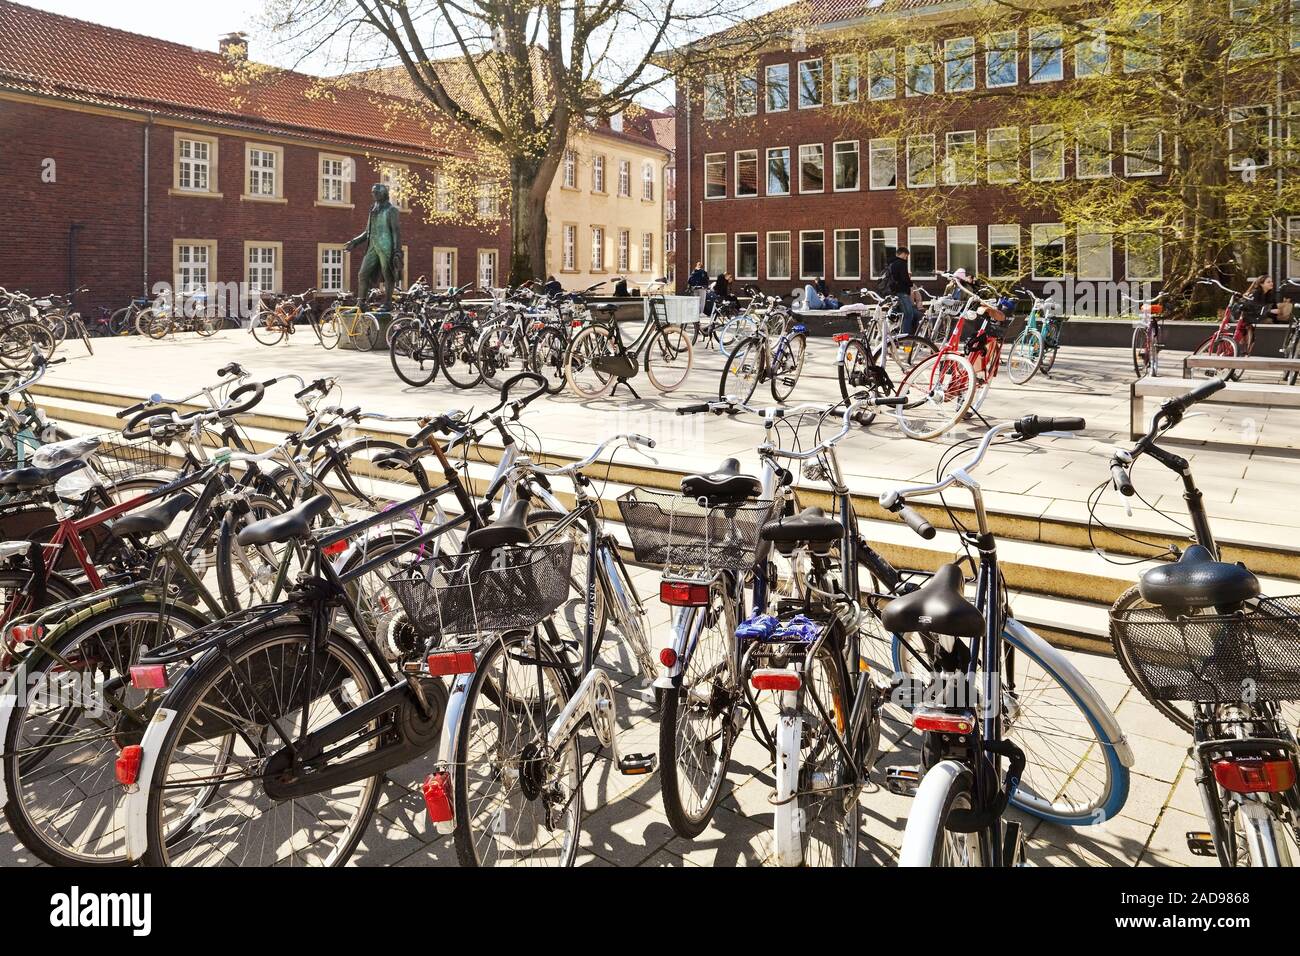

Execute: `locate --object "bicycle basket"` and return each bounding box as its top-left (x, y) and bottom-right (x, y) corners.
top-left (92, 435), bottom-right (172, 481)
top-left (385, 539), bottom-right (575, 639)
top-left (1110, 596), bottom-right (1300, 703)
top-left (617, 488), bottom-right (776, 571)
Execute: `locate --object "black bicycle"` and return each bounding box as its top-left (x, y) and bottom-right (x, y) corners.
top-left (563, 289), bottom-right (693, 399)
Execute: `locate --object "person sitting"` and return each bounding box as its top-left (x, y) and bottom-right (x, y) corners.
top-left (614, 276), bottom-right (631, 297)
top-left (713, 272), bottom-right (739, 308)
top-left (944, 267), bottom-right (972, 303)
top-left (803, 277), bottom-right (841, 310)
top-left (542, 275), bottom-right (563, 296)
top-left (1240, 275), bottom-right (1280, 324)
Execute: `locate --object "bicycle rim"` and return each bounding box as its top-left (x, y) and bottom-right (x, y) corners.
top-left (645, 326), bottom-right (693, 393)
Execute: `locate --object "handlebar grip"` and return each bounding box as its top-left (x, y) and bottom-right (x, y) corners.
top-left (497, 371), bottom-right (547, 409)
top-left (629, 434), bottom-right (657, 449)
top-left (1184, 376), bottom-right (1228, 406)
top-left (117, 400), bottom-right (149, 419)
top-left (676, 403), bottom-right (713, 415)
top-left (295, 378), bottom-right (327, 400)
top-left (407, 422), bottom-right (439, 448)
top-left (302, 423), bottom-right (343, 451)
top-left (899, 506), bottom-right (936, 540)
top-left (218, 381), bottom-right (265, 418)
top-left (121, 406), bottom-right (180, 441)
top-left (217, 363), bottom-right (244, 378)
top-left (1015, 415), bottom-right (1085, 438)
top-left (1111, 462), bottom-right (1135, 497)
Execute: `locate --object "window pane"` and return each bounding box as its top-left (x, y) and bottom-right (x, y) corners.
top-left (989, 225), bottom-right (1020, 278)
top-left (907, 135), bottom-right (936, 187)
top-left (1125, 124), bottom-right (1163, 175)
top-left (1127, 232), bottom-right (1163, 279)
top-left (1126, 12), bottom-right (1162, 71)
top-left (948, 225), bottom-right (979, 274)
top-left (766, 64), bottom-right (790, 111)
top-left (736, 234), bottom-right (759, 279)
top-left (737, 74), bottom-right (758, 115)
top-left (800, 232), bottom-right (825, 277)
top-left (987, 127), bottom-right (1019, 182)
top-left (1030, 124), bottom-right (1064, 180)
top-left (704, 234), bottom-right (727, 275)
top-left (704, 74), bottom-right (727, 119)
top-left (944, 37), bottom-right (975, 91)
top-left (736, 151), bottom-right (758, 196)
top-left (1029, 27), bottom-right (1063, 81)
top-left (944, 131), bottom-right (977, 185)
top-left (909, 227), bottom-right (937, 277)
top-left (1077, 226), bottom-right (1113, 279)
top-left (868, 49), bottom-right (895, 100)
top-left (1075, 19), bottom-right (1109, 77)
top-left (834, 142), bottom-right (860, 190)
top-left (869, 139), bottom-right (897, 189)
top-left (870, 228), bottom-right (898, 278)
top-left (799, 143), bottom-right (824, 191)
top-left (1032, 224), bottom-right (1067, 278)
top-left (905, 44), bottom-right (935, 95)
top-left (986, 31), bottom-right (1018, 86)
top-left (705, 153), bottom-right (726, 198)
top-left (833, 54), bottom-right (859, 103)
top-left (1077, 126), bottom-right (1112, 179)
top-left (768, 148), bottom-right (791, 194)
top-left (798, 60), bottom-right (823, 107)
top-left (835, 229), bottom-right (861, 279)
top-left (767, 232), bottom-right (791, 279)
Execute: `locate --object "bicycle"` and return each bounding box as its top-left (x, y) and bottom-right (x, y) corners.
top-left (881, 415), bottom-right (1133, 865)
top-left (718, 303), bottom-right (807, 403)
top-left (250, 289), bottom-right (320, 346)
top-left (318, 293), bottom-right (381, 351)
top-left (564, 291), bottom-right (693, 399)
top-left (1006, 287), bottom-right (1067, 385)
top-left (834, 289), bottom-right (936, 422)
top-left (135, 293), bottom-right (222, 339)
top-left (1191, 277), bottom-right (1252, 380)
top-left (1128, 290), bottom-right (1170, 378)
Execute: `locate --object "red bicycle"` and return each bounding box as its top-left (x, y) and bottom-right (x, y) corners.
top-left (1190, 277), bottom-right (1251, 380)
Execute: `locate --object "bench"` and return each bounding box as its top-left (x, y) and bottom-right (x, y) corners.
top-left (1131, 376), bottom-right (1300, 441)
top-left (1181, 354), bottom-right (1300, 378)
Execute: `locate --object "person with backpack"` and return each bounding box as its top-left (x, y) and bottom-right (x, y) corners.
top-left (884, 247), bottom-right (919, 334)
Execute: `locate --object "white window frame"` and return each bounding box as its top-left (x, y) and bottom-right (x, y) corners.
top-left (1229, 105), bottom-right (1271, 171)
top-left (703, 233), bottom-right (727, 276)
top-left (704, 73), bottom-right (727, 119)
top-left (642, 161), bottom-right (656, 201)
top-left (799, 229), bottom-right (826, 280)
top-left (1076, 225), bottom-right (1114, 280)
top-left (869, 138), bottom-right (897, 191)
top-left (641, 232), bottom-right (654, 273)
top-left (318, 153), bottom-right (351, 206)
top-left (765, 63), bottom-right (791, 112)
top-left (1125, 12), bottom-right (1162, 72)
top-left (245, 144), bottom-right (282, 200)
top-left (947, 225), bottom-right (979, 275)
top-left (734, 232), bottom-right (759, 280)
top-left (833, 140), bottom-right (860, 192)
top-left (737, 74), bottom-right (759, 116)
top-left (432, 247), bottom-right (457, 289)
top-left (870, 227), bottom-right (899, 279)
top-left (478, 249), bottom-right (499, 289)
top-left (1029, 124), bottom-right (1065, 182)
top-left (986, 127), bottom-right (1020, 184)
top-left (767, 231), bottom-right (792, 281)
top-left (735, 149), bottom-right (759, 197)
top-left (832, 54), bottom-right (860, 105)
top-left (592, 154), bottom-right (606, 193)
top-left (1126, 232), bottom-right (1164, 280)
top-left (174, 240), bottom-right (216, 297)
top-left (562, 149), bottom-right (577, 189)
top-left (908, 226), bottom-right (938, 279)
top-left (1075, 18), bottom-right (1109, 78)
top-left (985, 30), bottom-right (1019, 87)
top-left (1031, 223), bottom-right (1068, 280)
top-left (797, 58), bottom-right (823, 109)
top-left (988, 225), bottom-right (1021, 280)
top-left (618, 160), bottom-right (631, 197)
top-left (799, 143), bottom-right (825, 194)
top-left (867, 48), bottom-right (896, 101)
top-left (590, 227), bottom-right (606, 272)
top-left (905, 43), bottom-right (935, 96)
top-left (618, 229), bottom-right (631, 272)
top-left (833, 228), bottom-right (861, 281)
top-left (944, 131), bottom-right (978, 185)
top-left (1076, 125), bottom-right (1113, 180)
top-left (175, 135), bottom-right (217, 195)
top-left (767, 146), bottom-right (792, 196)
top-left (562, 224), bottom-right (578, 271)
top-left (1029, 26), bottom-right (1064, 83)
top-left (318, 243), bottom-right (348, 293)
top-left (1125, 124), bottom-right (1164, 176)
top-left (244, 241), bottom-right (281, 295)
top-left (705, 152), bottom-right (727, 199)
top-left (943, 37), bottom-right (976, 93)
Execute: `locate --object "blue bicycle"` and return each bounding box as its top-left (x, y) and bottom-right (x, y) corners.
top-left (1006, 288), bottom-right (1067, 384)
top-left (719, 306), bottom-right (807, 402)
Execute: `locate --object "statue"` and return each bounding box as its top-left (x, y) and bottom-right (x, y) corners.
top-left (346, 183), bottom-right (404, 312)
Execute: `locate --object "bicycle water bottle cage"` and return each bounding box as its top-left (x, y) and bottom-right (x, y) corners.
top-left (1137, 545), bottom-right (1259, 610)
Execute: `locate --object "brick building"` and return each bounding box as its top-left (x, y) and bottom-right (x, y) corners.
top-left (0, 0), bottom-right (509, 317)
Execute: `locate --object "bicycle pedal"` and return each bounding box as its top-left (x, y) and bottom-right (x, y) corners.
top-left (1185, 831), bottom-right (1217, 857)
top-left (618, 753), bottom-right (657, 776)
top-left (884, 766), bottom-right (921, 796)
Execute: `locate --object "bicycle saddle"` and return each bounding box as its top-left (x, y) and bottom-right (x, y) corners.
top-left (1137, 545), bottom-right (1260, 609)
top-left (110, 492), bottom-right (196, 537)
top-left (881, 563), bottom-right (985, 638)
top-left (591, 303), bottom-right (618, 313)
top-left (0, 459), bottom-right (87, 492)
top-left (465, 499), bottom-right (531, 551)
top-left (236, 494), bottom-right (333, 547)
top-left (761, 507), bottom-right (842, 554)
top-left (680, 459), bottom-right (762, 504)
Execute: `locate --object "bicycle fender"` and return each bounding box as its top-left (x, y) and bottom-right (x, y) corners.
top-left (124, 707), bottom-right (177, 861)
top-left (898, 759), bottom-right (971, 867)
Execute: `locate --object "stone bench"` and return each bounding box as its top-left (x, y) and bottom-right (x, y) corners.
top-left (1181, 353), bottom-right (1300, 377)
top-left (1131, 375), bottom-right (1300, 441)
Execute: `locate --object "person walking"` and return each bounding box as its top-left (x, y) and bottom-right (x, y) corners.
top-left (687, 260), bottom-right (710, 315)
top-left (887, 247), bottom-right (918, 334)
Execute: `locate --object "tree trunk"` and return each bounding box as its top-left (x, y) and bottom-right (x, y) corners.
top-left (508, 154), bottom-right (557, 285)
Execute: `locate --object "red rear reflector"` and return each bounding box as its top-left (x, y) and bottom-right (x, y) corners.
top-left (116, 745), bottom-right (143, 787)
top-left (659, 580), bottom-right (710, 607)
top-left (1213, 758), bottom-right (1296, 794)
top-left (913, 711), bottom-right (975, 735)
top-left (660, 647), bottom-right (677, 668)
top-left (129, 665), bottom-right (168, 690)
top-left (571, 320), bottom-right (583, 328)
top-left (427, 651), bottom-right (475, 677)
top-left (422, 771), bottom-right (454, 822)
top-left (11, 625), bottom-right (43, 643)
top-left (832, 333), bottom-right (853, 343)
top-left (323, 538), bottom-right (350, 557)
top-left (442, 322), bottom-right (454, 331)
top-left (750, 669), bottom-right (801, 692)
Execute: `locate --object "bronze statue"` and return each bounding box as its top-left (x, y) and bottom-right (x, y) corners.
top-left (346, 183), bottom-right (404, 312)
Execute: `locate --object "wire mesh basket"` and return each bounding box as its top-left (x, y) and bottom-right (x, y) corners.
top-left (385, 539), bottom-right (575, 639)
top-left (617, 488), bottom-right (777, 571)
top-left (93, 436), bottom-right (172, 481)
top-left (1110, 596), bottom-right (1300, 703)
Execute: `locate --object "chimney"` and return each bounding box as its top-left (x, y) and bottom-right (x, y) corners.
top-left (219, 32), bottom-right (248, 61)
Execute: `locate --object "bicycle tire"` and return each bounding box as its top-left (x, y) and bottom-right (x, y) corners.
top-left (251, 310), bottom-right (286, 346)
top-left (389, 325), bottom-right (441, 387)
top-left (1006, 329), bottom-right (1044, 385)
top-left (528, 326), bottom-right (570, 395)
top-left (769, 331), bottom-right (806, 403)
top-left (899, 761), bottom-right (988, 866)
top-left (1191, 335), bottom-right (1237, 380)
top-left (438, 324), bottom-right (484, 390)
top-left (719, 335), bottom-right (765, 404)
top-left (894, 351), bottom-right (976, 441)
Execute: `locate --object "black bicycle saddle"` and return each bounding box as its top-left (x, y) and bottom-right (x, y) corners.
top-left (680, 458), bottom-right (762, 503)
top-left (761, 507), bottom-right (842, 554)
top-left (881, 563), bottom-right (985, 638)
top-left (1137, 545), bottom-right (1260, 609)
top-left (465, 499), bottom-right (531, 551)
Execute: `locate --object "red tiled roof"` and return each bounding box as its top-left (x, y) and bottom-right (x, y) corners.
top-left (0, 0), bottom-right (455, 157)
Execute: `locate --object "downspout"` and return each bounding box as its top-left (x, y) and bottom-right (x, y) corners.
top-left (1276, 50), bottom-right (1284, 281)
top-left (684, 78), bottom-right (693, 286)
top-left (143, 119), bottom-right (151, 296)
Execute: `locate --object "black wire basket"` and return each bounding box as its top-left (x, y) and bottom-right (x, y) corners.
top-left (1110, 596), bottom-right (1300, 703)
top-left (386, 540), bottom-right (575, 639)
top-left (617, 488), bottom-right (776, 571)
top-left (94, 435), bottom-right (172, 480)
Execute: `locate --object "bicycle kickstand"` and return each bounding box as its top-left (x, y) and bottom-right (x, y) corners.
top-left (610, 377), bottom-right (643, 400)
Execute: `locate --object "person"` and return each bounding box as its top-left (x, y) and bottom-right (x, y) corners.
top-left (944, 267), bottom-right (971, 303)
top-left (803, 277), bottom-right (842, 310)
top-left (687, 261), bottom-right (710, 290)
top-left (1240, 275), bottom-right (1280, 324)
top-left (614, 276), bottom-right (631, 297)
top-left (887, 247), bottom-right (918, 334)
top-left (542, 275), bottom-right (563, 296)
top-left (713, 272), bottom-right (739, 308)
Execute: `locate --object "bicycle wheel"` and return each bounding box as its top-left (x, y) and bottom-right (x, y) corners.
top-left (895, 352), bottom-right (976, 441)
top-left (386, 315), bottom-right (417, 348)
top-left (1131, 325), bottom-right (1152, 377)
top-left (214, 494), bottom-right (303, 612)
top-left (882, 334), bottom-right (937, 377)
top-left (1007, 329), bottom-right (1044, 385)
top-left (438, 325), bottom-right (484, 390)
top-left (194, 313), bottom-right (220, 337)
top-left (140, 625), bottom-right (384, 866)
top-left (452, 630), bottom-right (580, 867)
top-left (1191, 335), bottom-right (1237, 379)
top-left (316, 309), bottom-right (340, 349)
top-left (250, 309), bottom-right (286, 346)
top-left (108, 307), bottom-right (134, 336)
top-left (899, 761), bottom-right (988, 866)
top-left (0, 322), bottom-right (57, 369)
top-left (2, 602), bottom-right (209, 866)
top-left (528, 326), bottom-right (569, 395)
top-left (659, 588), bottom-right (739, 838)
top-left (769, 332), bottom-right (806, 403)
top-left (351, 313), bottom-right (381, 352)
top-left (719, 336), bottom-right (765, 404)
top-left (476, 323), bottom-right (529, 390)
top-left (313, 437), bottom-right (432, 522)
top-left (644, 325), bottom-right (694, 393)
top-left (717, 315), bottom-right (756, 354)
top-left (390, 325), bottom-right (441, 387)
top-left (565, 325), bottom-right (617, 399)
top-left (142, 311), bottom-right (171, 340)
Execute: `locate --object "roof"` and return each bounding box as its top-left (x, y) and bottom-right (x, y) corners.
top-left (679, 0), bottom-right (968, 52)
top-left (0, 0), bottom-right (456, 158)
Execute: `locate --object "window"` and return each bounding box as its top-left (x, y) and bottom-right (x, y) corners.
top-left (642, 162), bottom-right (655, 200)
top-left (798, 59), bottom-right (823, 108)
top-left (319, 154), bottom-right (351, 205)
top-left (870, 228), bottom-right (898, 279)
top-left (799, 143), bottom-right (825, 193)
top-left (1230, 0), bottom-right (1267, 60)
top-left (705, 152), bottom-right (726, 199)
top-left (590, 228), bottom-right (605, 271)
top-left (833, 141), bottom-right (860, 191)
top-left (245, 242), bottom-right (280, 294)
top-left (1031, 223), bottom-right (1067, 279)
top-left (704, 74), bottom-right (727, 119)
top-left (434, 171), bottom-right (454, 213)
top-left (905, 43), bottom-right (935, 96)
top-left (766, 63), bottom-right (790, 112)
top-left (175, 135), bottom-right (217, 194)
top-left (614, 160), bottom-right (629, 197)
top-left (1126, 232), bottom-right (1163, 280)
top-left (174, 241), bottom-right (215, 296)
top-left (1071, 125), bottom-right (1110, 180)
top-left (1029, 124), bottom-right (1065, 181)
top-left (834, 229), bottom-right (861, 280)
top-left (832, 54), bottom-right (860, 104)
top-left (318, 244), bottom-right (347, 293)
top-left (736, 150), bottom-right (759, 196)
top-left (704, 233), bottom-right (727, 276)
top-left (800, 230), bottom-right (825, 278)
top-left (735, 233), bottom-right (759, 279)
top-left (868, 49), bottom-right (895, 100)
top-left (987, 127), bottom-right (1019, 183)
top-left (737, 74), bottom-right (759, 116)
top-left (944, 37), bottom-right (975, 92)
top-left (944, 131), bottom-right (978, 185)
top-left (988, 225), bottom-right (1020, 279)
top-left (618, 230), bottom-right (631, 272)
top-left (767, 147), bottom-right (791, 195)
top-left (478, 250), bottom-right (498, 289)
top-left (1029, 26), bottom-right (1064, 82)
top-left (592, 154), bottom-right (606, 193)
top-left (908, 227), bottom-right (937, 278)
top-left (563, 149), bottom-right (577, 188)
top-left (1125, 123), bottom-right (1163, 176)
top-left (562, 224), bottom-right (577, 271)
top-left (986, 30), bottom-right (1018, 87)
top-left (641, 233), bottom-right (654, 273)
top-left (948, 225), bottom-right (978, 275)
top-left (477, 180), bottom-right (499, 217)
top-left (907, 135), bottom-right (936, 188)
top-left (1126, 12), bottom-right (1162, 71)
top-left (1075, 19), bottom-right (1109, 77)
top-left (432, 248), bottom-right (457, 288)
top-left (379, 162), bottom-right (410, 210)
top-left (869, 139), bottom-right (897, 190)
top-left (245, 145), bottom-right (281, 199)
top-left (1077, 225), bottom-right (1114, 280)
top-left (1229, 106), bottom-right (1270, 171)
top-left (767, 232), bottom-right (792, 280)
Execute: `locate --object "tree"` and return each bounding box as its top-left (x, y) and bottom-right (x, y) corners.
top-left (264, 0), bottom-right (795, 284)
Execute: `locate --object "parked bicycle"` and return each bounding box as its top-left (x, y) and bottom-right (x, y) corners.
top-left (564, 292), bottom-right (693, 399)
top-left (1007, 288), bottom-right (1067, 385)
